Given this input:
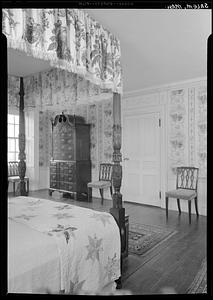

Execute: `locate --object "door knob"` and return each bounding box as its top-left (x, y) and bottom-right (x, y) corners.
top-left (123, 157), bottom-right (130, 161)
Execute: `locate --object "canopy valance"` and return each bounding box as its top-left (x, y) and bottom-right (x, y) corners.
top-left (2, 8), bottom-right (123, 93)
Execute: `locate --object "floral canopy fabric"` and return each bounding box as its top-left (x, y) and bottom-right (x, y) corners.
top-left (2, 8), bottom-right (123, 94)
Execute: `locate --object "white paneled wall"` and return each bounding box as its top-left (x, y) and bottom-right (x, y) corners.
top-left (122, 77), bottom-right (207, 216)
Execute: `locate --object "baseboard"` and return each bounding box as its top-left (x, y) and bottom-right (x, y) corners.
top-left (124, 200), bottom-right (161, 209)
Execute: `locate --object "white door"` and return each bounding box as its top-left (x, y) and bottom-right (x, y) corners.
top-left (122, 111), bottom-right (161, 207)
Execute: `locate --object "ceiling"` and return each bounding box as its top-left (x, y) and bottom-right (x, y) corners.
top-left (7, 9), bottom-right (211, 93)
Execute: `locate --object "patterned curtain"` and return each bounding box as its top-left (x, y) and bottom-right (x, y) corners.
top-left (2, 8), bottom-right (123, 93)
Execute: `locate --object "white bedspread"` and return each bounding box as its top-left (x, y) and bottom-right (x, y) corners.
top-left (8, 218), bottom-right (61, 294)
top-left (8, 196), bottom-right (121, 294)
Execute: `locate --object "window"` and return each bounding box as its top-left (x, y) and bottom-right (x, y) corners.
top-left (8, 114), bottom-right (19, 161)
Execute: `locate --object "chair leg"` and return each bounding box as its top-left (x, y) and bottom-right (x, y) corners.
top-left (13, 182), bottom-right (16, 196)
top-left (110, 186), bottom-right (113, 198)
top-left (165, 197), bottom-right (169, 219)
top-left (194, 197), bottom-right (199, 217)
top-left (87, 187), bottom-right (92, 202)
top-left (99, 188), bottom-right (104, 205)
top-left (177, 198), bottom-right (181, 214)
top-left (27, 180), bottom-right (29, 195)
top-left (188, 200), bottom-right (191, 224)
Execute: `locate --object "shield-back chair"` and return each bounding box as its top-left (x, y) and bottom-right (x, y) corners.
top-left (165, 167), bottom-right (199, 223)
top-left (87, 163), bottom-right (113, 204)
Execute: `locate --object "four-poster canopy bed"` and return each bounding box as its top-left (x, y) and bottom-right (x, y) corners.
top-left (4, 8), bottom-right (127, 294)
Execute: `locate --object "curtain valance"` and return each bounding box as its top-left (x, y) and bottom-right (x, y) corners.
top-left (2, 8), bottom-right (123, 93)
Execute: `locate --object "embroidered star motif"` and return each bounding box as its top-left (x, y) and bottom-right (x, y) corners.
top-left (86, 234), bottom-right (103, 262)
top-left (69, 278), bottom-right (85, 294)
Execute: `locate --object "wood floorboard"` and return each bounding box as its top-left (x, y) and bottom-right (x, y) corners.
top-left (8, 189), bottom-right (207, 295)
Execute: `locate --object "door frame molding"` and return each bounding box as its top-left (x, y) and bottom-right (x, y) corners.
top-left (121, 95), bottom-right (167, 208)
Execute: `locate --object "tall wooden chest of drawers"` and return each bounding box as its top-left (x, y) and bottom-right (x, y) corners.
top-left (49, 114), bottom-right (91, 201)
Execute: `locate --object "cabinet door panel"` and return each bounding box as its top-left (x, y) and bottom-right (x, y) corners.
top-left (53, 122), bottom-right (75, 161)
top-left (76, 125), bottom-right (90, 161)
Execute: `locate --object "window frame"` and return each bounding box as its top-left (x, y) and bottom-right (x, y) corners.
top-left (8, 114), bottom-right (19, 162)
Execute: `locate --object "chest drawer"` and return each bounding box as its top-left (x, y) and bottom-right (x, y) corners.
top-left (60, 182), bottom-right (76, 192)
top-left (60, 174), bottom-right (75, 183)
top-left (50, 161), bottom-right (57, 169)
top-left (50, 180), bottom-right (59, 189)
top-left (60, 162), bottom-right (76, 173)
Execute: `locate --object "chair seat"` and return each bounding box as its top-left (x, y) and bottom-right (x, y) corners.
top-left (8, 176), bottom-right (29, 183)
top-left (87, 180), bottom-right (111, 189)
top-left (165, 188), bottom-right (197, 200)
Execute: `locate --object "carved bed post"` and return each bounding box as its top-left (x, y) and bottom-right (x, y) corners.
top-left (17, 77), bottom-right (27, 196)
top-left (110, 92), bottom-right (126, 287)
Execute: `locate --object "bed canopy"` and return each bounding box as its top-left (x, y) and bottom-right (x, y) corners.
top-left (3, 7), bottom-right (126, 262)
top-left (2, 8), bottom-right (122, 93)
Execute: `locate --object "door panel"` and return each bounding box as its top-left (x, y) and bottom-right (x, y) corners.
top-left (122, 111), bottom-right (160, 207)
top-left (123, 116), bottom-right (141, 203)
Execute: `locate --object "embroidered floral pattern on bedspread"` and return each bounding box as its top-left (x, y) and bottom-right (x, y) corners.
top-left (27, 199), bottom-right (43, 205)
top-left (14, 214), bottom-right (37, 221)
top-left (86, 234), bottom-right (103, 262)
top-left (47, 224), bottom-right (78, 244)
top-left (69, 278), bottom-right (86, 294)
top-left (8, 196), bottom-right (121, 294)
top-left (54, 204), bottom-right (74, 210)
top-left (105, 253), bottom-right (120, 281)
top-left (89, 212), bottom-right (112, 226)
top-left (52, 212), bottom-right (74, 219)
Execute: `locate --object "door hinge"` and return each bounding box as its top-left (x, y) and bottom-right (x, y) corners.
top-left (159, 118), bottom-right (161, 127)
top-left (159, 191), bottom-right (161, 199)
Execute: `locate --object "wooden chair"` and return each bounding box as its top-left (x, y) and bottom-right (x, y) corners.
top-left (8, 161), bottom-right (29, 196)
top-left (165, 167), bottom-right (199, 223)
top-left (87, 163), bottom-right (113, 204)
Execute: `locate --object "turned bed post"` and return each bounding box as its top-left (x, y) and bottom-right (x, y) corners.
top-left (17, 77), bottom-right (27, 196)
top-left (110, 92), bottom-right (126, 287)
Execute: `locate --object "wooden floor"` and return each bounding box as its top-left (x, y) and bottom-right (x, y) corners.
top-left (9, 189), bottom-right (207, 295)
